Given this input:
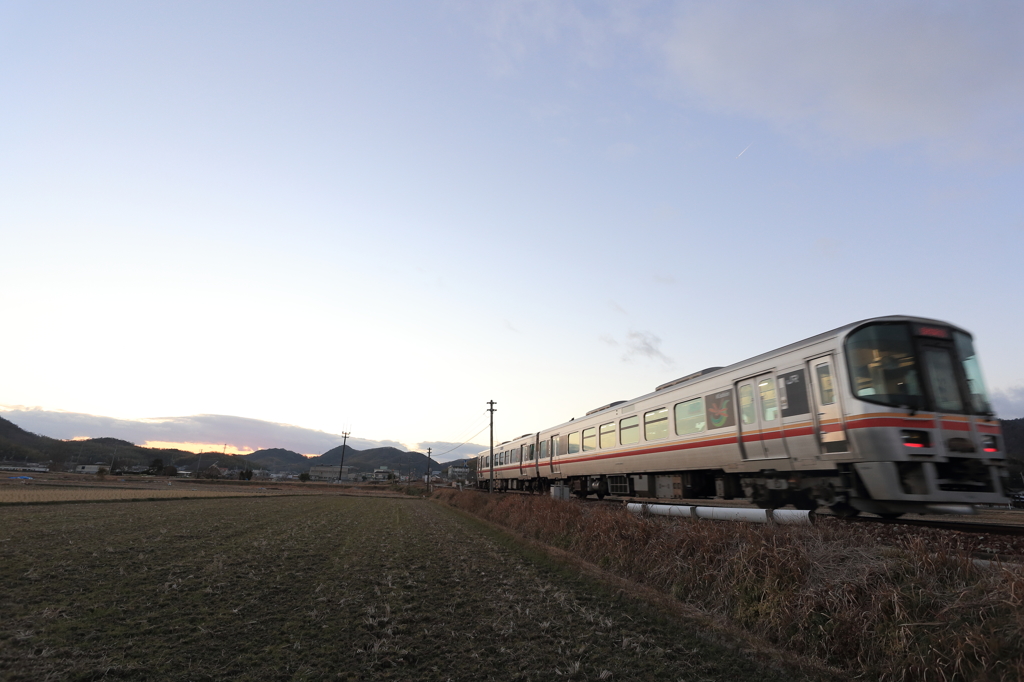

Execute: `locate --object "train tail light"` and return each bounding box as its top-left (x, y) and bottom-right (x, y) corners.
top-left (982, 435), bottom-right (999, 453)
top-left (901, 430), bottom-right (931, 448)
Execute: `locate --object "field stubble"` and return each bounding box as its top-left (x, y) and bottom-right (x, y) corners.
top-left (0, 495), bottom-right (810, 681)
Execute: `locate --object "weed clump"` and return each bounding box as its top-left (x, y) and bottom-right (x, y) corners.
top-left (435, 489), bottom-right (1024, 681)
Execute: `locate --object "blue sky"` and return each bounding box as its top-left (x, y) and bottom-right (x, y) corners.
top-left (2, 1), bottom-right (1023, 460)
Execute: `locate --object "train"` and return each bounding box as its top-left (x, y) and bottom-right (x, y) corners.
top-left (474, 316), bottom-right (1009, 517)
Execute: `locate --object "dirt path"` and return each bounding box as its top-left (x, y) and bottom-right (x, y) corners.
top-left (1, 496), bottom-right (818, 681)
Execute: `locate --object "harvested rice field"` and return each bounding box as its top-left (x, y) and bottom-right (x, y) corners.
top-left (0, 495), bottom-right (818, 681)
top-left (0, 485), bottom-right (268, 504)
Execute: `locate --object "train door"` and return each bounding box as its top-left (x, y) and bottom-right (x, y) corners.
top-left (919, 339), bottom-right (972, 457)
top-left (737, 373), bottom-right (788, 459)
top-left (549, 434), bottom-right (561, 476)
top-left (519, 443), bottom-right (533, 477)
top-left (810, 356), bottom-right (849, 453)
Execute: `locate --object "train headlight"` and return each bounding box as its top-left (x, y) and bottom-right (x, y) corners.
top-left (982, 435), bottom-right (999, 453)
top-left (901, 430), bottom-right (931, 448)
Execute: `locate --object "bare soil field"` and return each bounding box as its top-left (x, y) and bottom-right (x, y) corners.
top-left (0, 495), bottom-right (817, 681)
top-left (0, 473), bottom-right (419, 505)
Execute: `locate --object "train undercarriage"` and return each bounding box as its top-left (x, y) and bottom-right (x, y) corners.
top-left (478, 460), bottom-right (1002, 518)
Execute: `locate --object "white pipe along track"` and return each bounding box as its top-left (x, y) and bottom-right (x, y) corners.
top-left (626, 502), bottom-right (814, 525)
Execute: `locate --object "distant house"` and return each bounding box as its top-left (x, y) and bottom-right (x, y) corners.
top-left (372, 466), bottom-right (394, 481)
top-left (75, 464), bottom-right (107, 474)
top-left (308, 465), bottom-right (356, 482)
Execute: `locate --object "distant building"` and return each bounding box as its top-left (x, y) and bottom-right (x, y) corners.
top-left (372, 466), bottom-right (394, 481)
top-left (445, 465), bottom-right (469, 481)
top-left (75, 464), bottom-right (107, 474)
top-left (308, 465), bottom-right (356, 482)
top-left (0, 464), bottom-right (48, 473)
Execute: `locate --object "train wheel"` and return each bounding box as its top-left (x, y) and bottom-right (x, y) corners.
top-left (791, 491), bottom-right (818, 511)
top-left (752, 486), bottom-right (778, 509)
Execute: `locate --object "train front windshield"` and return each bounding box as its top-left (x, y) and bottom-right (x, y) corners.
top-left (845, 322), bottom-right (992, 415)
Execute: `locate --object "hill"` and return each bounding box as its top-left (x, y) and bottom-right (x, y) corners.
top-left (240, 448), bottom-right (308, 470)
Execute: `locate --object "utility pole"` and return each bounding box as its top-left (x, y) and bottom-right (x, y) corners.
top-left (487, 400), bottom-right (496, 494)
top-left (426, 447), bottom-right (432, 492)
top-left (338, 431), bottom-right (350, 483)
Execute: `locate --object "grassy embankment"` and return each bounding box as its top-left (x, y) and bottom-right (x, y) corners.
top-left (435, 489), bottom-right (1024, 681)
top-left (1, 495), bottom-right (818, 681)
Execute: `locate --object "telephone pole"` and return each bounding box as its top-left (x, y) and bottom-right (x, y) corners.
top-left (338, 431), bottom-right (350, 483)
top-left (487, 400), bottom-right (496, 494)
top-left (426, 447), bottom-right (432, 492)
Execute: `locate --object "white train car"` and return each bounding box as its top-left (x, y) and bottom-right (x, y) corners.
top-left (475, 316), bottom-right (1008, 517)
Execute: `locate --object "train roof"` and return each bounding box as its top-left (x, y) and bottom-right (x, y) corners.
top-left (478, 314), bottom-right (970, 453)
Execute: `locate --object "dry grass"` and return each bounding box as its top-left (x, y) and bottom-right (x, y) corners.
top-left (436, 490), bottom-right (1024, 681)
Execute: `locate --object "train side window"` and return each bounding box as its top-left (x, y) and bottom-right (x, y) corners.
top-left (620, 415), bottom-right (640, 444)
top-left (529, 444), bottom-right (535, 461)
top-left (645, 407), bottom-right (669, 440)
top-left (674, 397), bottom-right (706, 435)
top-left (582, 427), bottom-right (596, 451)
top-left (539, 440), bottom-right (547, 459)
top-left (816, 364), bottom-right (835, 405)
top-left (568, 432), bottom-right (581, 454)
top-left (739, 384), bottom-right (756, 425)
top-left (558, 435), bottom-right (568, 456)
top-left (759, 378), bottom-right (777, 422)
top-left (599, 422), bottom-right (615, 448)
top-left (779, 369), bottom-right (810, 417)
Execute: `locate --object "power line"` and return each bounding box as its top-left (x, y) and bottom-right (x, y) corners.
top-left (438, 410), bottom-right (489, 447)
top-left (431, 423), bottom-right (490, 459)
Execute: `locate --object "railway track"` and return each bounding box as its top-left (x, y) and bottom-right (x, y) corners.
top-left (847, 515), bottom-right (1024, 536)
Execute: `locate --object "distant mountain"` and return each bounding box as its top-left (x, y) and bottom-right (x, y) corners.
top-left (315, 445), bottom-right (425, 476)
top-left (240, 448), bottom-right (308, 470)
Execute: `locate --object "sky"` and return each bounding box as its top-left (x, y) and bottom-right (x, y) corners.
top-left (2, 1), bottom-right (1023, 462)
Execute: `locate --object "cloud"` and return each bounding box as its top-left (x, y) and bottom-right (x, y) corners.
top-left (414, 441), bottom-right (488, 463)
top-left (0, 407), bottom-right (405, 455)
top-left (622, 330), bottom-right (673, 364)
top-left (662, 1), bottom-right (1024, 159)
top-left (992, 385), bottom-right (1024, 420)
top-left (608, 300), bottom-right (627, 314)
top-left (468, 0), bottom-right (640, 75)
